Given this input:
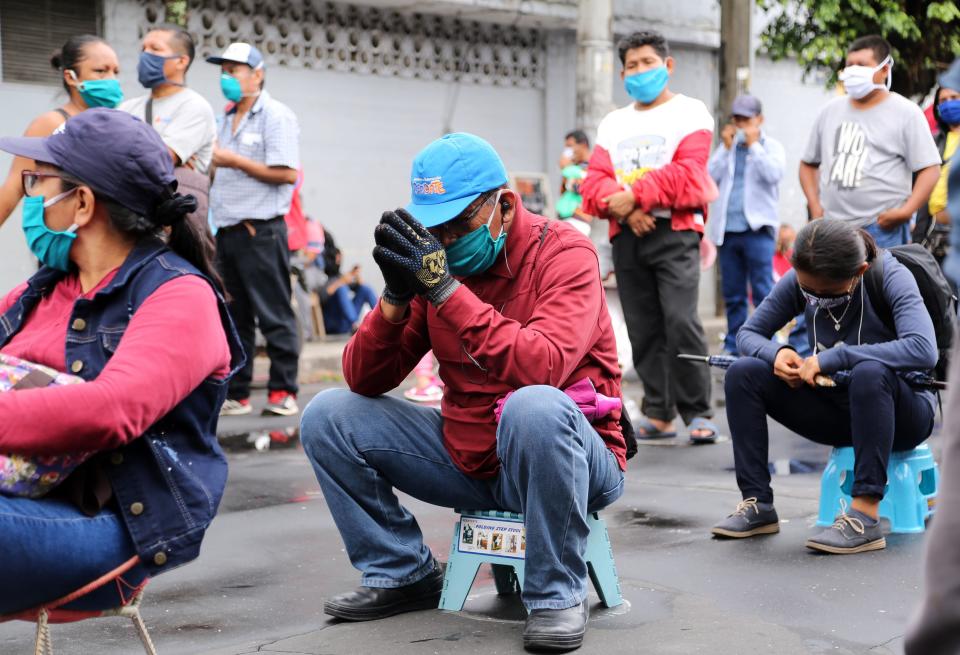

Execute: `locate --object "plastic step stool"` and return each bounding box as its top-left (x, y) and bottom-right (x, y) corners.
top-left (817, 444), bottom-right (939, 534)
top-left (439, 509), bottom-right (622, 611)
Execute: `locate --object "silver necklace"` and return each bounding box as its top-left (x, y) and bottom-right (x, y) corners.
top-left (825, 301), bottom-right (852, 331)
top-left (824, 283), bottom-right (859, 331)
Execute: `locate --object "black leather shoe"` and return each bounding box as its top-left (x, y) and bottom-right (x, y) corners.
top-left (323, 561), bottom-right (444, 621)
top-left (523, 599), bottom-right (588, 652)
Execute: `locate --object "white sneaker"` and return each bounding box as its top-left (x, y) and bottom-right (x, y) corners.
top-left (220, 398), bottom-right (253, 416)
top-left (263, 392), bottom-right (299, 416)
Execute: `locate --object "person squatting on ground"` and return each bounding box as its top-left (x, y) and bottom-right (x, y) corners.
top-left (800, 34), bottom-right (941, 248)
top-left (0, 108), bottom-right (242, 612)
top-left (0, 34), bottom-right (122, 228)
top-left (581, 29), bottom-right (719, 443)
top-left (706, 94), bottom-right (785, 356)
top-left (713, 220), bottom-right (937, 554)
top-left (299, 133), bottom-right (626, 652)
top-left (207, 42), bottom-right (302, 418)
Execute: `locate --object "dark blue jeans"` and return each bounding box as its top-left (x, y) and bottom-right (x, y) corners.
top-left (0, 495), bottom-right (148, 614)
top-left (718, 229), bottom-right (775, 353)
top-left (724, 357), bottom-right (934, 504)
top-left (323, 284), bottom-right (379, 335)
top-left (300, 385), bottom-right (625, 610)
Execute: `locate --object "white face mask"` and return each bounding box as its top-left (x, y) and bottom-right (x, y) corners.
top-left (562, 147), bottom-right (575, 159)
top-left (839, 55), bottom-right (893, 100)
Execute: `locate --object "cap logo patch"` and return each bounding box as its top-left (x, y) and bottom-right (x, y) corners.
top-left (413, 176), bottom-right (446, 196)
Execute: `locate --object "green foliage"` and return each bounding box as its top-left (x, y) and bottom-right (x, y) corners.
top-left (757, 0), bottom-right (960, 97)
top-left (165, 0), bottom-right (188, 27)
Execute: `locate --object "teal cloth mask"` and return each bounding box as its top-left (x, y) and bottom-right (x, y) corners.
top-left (220, 73), bottom-right (243, 102)
top-left (68, 71), bottom-right (123, 109)
top-left (624, 66), bottom-right (669, 104)
top-left (446, 191), bottom-right (507, 277)
top-left (22, 189), bottom-right (79, 272)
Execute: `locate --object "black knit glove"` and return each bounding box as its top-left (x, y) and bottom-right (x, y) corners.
top-left (372, 212), bottom-right (416, 306)
top-left (372, 209), bottom-right (460, 306)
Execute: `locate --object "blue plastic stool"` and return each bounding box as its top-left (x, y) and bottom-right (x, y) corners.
top-left (438, 509), bottom-right (623, 611)
top-left (817, 444), bottom-right (939, 533)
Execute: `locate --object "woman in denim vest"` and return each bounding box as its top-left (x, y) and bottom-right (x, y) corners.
top-left (0, 108), bottom-right (242, 613)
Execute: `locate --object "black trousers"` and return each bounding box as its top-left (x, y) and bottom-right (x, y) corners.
top-left (725, 357), bottom-right (935, 504)
top-left (612, 221), bottom-right (711, 424)
top-left (216, 217), bottom-right (300, 398)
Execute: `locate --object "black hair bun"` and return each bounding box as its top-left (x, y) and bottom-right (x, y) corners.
top-left (153, 193), bottom-right (198, 226)
top-left (50, 49), bottom-right (64, 71)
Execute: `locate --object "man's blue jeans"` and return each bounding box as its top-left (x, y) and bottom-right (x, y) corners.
top-left (324, 284), bottom-right (379, 334)
top-left (0, 495), bottom-right (147, 614)
top-left (718, 229), bottom-right (775, 353)
top-left (300, 385), bottom-right (625, 610)
top-left (865, 221), bottom-right (911, 248)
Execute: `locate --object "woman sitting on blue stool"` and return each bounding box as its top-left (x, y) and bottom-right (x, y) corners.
top-left (712, 219), bottom-right (937, 554)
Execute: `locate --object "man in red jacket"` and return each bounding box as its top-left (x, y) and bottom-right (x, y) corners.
top-left (300, 133), bottom-right (626, 652)
top-left (581, 30), bottom-right (719, 443)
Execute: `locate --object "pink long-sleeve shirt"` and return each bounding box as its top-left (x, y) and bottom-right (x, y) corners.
top-left (0, 270), bottom-right (231, 455)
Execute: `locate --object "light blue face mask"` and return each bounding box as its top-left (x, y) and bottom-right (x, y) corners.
top-left (624, 66), bottom-right (669, 104)
top-left (22, 188), bottom-right (79, 272)
top-left (446, 191), bottom-right (506, 277)
top-left (68, 71), bottom-right (123, 108)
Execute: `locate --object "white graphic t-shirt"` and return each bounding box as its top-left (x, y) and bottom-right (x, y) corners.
top-left (802, 93), bottom-right (941, 226)
top-left (596, 94), bottom-right (714, 216)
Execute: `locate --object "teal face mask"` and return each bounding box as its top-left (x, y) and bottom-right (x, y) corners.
top-left (22, 189), bottom-right (80, 272)
top-left (220, 73), bottom-right (243, 102)
top-left (68, 71), bottom-right (123, 109)
top-left (624, 66), bottom-right (669, 104)
top-left (446, 191), bottom-right (507, 277)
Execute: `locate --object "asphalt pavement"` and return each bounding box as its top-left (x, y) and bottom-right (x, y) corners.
top-left (0, 376), bottom-right (939, 655)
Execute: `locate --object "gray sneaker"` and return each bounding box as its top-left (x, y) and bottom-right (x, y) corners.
top-left (806, 505), bottom-right (885, 554)
top-left (711, 497), bottom-right (780, 538)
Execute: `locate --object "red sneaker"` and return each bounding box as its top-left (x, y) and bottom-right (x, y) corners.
top-left (263, 391), bottom-right (299, 416)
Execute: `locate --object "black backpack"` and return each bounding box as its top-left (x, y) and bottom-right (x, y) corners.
top-left (864, 244), bottom-right (957, 381)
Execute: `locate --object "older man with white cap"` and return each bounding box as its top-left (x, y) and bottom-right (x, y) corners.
top-left (207, 42), bottom-right (302, 418)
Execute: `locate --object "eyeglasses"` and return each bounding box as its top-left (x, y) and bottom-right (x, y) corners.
top-left (21, 170), bottom-right (80, 197)
top-left (429, 192), bottom-right (496, 239)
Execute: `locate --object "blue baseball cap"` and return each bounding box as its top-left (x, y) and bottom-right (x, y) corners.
top-left (0, 108), bottom-right (176, 217)
top-left (405, 133), bottom-right (509, 228)
top-left (206, 42), bottom-right (265, 69)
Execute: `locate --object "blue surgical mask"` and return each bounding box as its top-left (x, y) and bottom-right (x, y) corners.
top-left (70, 74), bottom-right (123, 108)
top-left (220, 73), bottom-right (243, 102)
top-left (624, 66), bottom-right (669, 104)
top-left (138, 51), bottom-right (179, 89)
top-left (446, 191), bottom-right (507, 277)
top-left (22, 189), bottom-right (79, 272)
top-left (940, 99), bottom-right (960, 126)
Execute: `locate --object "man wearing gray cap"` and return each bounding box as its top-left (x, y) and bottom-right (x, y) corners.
top-left (207, 42), bottom-right (302, 417)
top-left (707, 94), bottom-right (785, 355)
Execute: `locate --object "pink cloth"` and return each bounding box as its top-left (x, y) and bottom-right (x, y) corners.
top-left (0, 271), bottom-right (231, 456)
top-left (493, 378), bottom-right (622, 424)
top-left (413, 351), bottom-right (435, 378)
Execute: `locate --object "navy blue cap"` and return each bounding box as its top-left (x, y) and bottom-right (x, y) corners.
top-left (940, 59), bottom-right (960, 92)
top-left (731, 94), bottom-right (762, 118)
top-left (0, 108), bottom-right (175, 217)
